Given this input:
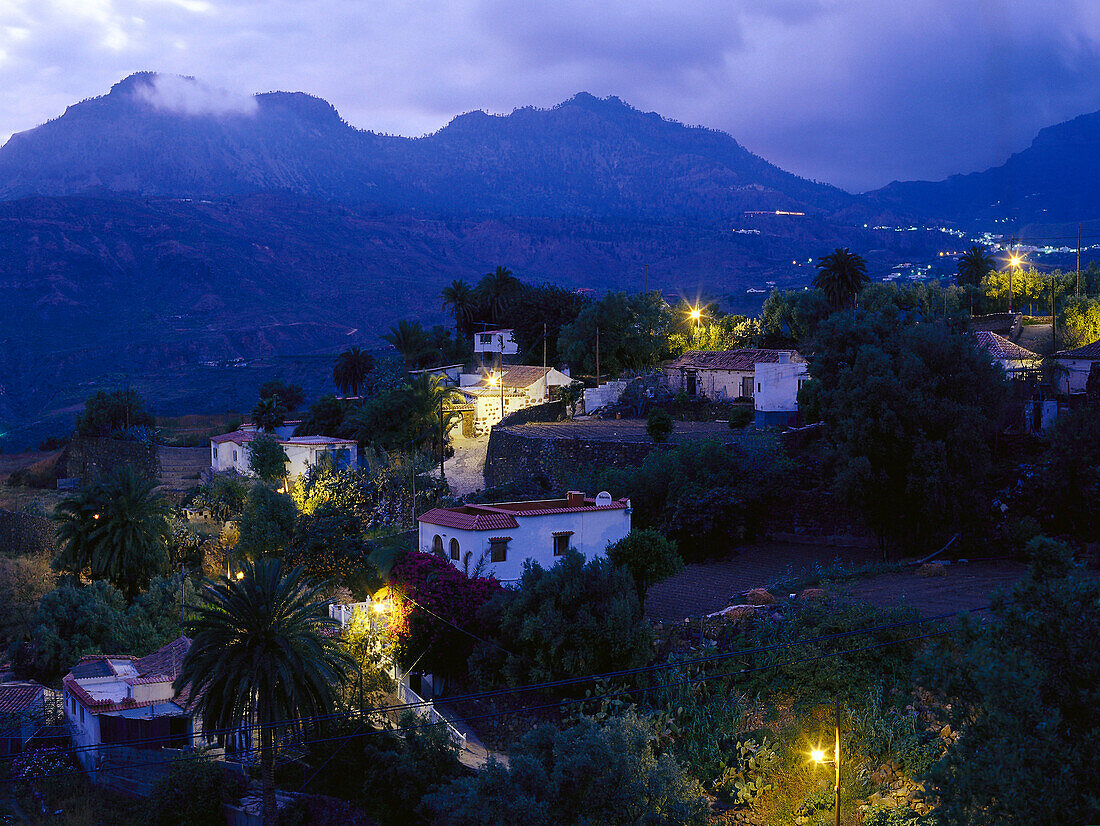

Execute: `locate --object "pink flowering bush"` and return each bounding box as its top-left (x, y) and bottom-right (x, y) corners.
top-left (390, 551), bottom-right (501, 680)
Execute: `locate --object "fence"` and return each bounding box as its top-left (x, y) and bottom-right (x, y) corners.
top-left (395, 680), bottom-right (467, 751)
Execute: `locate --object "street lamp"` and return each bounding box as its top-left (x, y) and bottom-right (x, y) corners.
top-left (811, 701), bottom-right (842, 826)
top-left (1008, 253), bottom-right (1022, 314)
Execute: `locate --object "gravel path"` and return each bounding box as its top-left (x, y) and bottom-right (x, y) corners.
top-left (445, 437), bottom-right (488, 497)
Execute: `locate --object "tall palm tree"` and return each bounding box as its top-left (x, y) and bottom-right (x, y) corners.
top-left (176, 560), bottom-right (353, 826)
top-left (405, 373), bottom-right (461, 448)
top-left (54, 468), bottom-right (171, 600)
top-left (813, 248), bottom-right (869, 310)
top-left (440, 279), bottom-right (478, 339)
top-left (477, 265), bottom-right (521, 323)
top-left (382, 319), bottom-right (428, 368)
top-left (956, 245), bottom-right (995, 288)
top-left (332, 346), bottom-right (374, 398)
top-left (250, 396), bottom-right (287, 433)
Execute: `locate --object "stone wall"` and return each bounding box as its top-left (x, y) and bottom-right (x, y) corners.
top-left (485, 427), bottom-right (672, 490)
top-left (0, 509), bottom-right (56, 558)
top-left (59, 437), bottom-right (160, 485)
top-left (498, 401), bottom-right (565, 427)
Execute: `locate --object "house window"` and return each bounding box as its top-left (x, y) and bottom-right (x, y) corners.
top-left (757, 383), bottom-right (761, 393)
top-left (80, 707), bottom-right (84, 724)
top-left (480, 334), bottom-right (492, 344)
top-left (212, 447), bottom-right (217, 463)
top-left (489, 538), bottom-right (509, 563)
top-left (450, 538), bottom-right (460, 560)
top-left (432, 535), bottom-right (444, 555)
top-left (553, 532), bottom-right (573, 556)
top-left (233, 449), bottom-right (238, 461)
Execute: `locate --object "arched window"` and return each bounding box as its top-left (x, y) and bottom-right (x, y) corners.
top-left (432, 535), bottom-right (443, 554)
top-left (449, 538), bottom-right (460, 560)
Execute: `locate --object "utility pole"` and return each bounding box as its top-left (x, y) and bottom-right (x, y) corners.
top-left (595, 326), bottom-right (601, 388)
top-left (834, 700), bottom-right (842, 826)
top-left (542, 322), bottom-right (547, 371)
top-left (1077, 224), bottom-right (1082, 297)
top-left (439, 395), bottom-right (445, 491)
top-left (1008, 237), bottom-right (1014, 314)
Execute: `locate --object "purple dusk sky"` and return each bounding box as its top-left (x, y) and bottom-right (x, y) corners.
top-left (2, 0), bottom-right (1099, 192)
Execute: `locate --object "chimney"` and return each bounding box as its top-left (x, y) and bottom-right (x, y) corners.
top-left (567, 491), bottom-right (585, 506)
top-left (778, 351), bottom-right (791, 364)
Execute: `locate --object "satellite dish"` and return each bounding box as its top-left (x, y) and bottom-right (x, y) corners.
top-left (595, 491), bottom-right (613, 504)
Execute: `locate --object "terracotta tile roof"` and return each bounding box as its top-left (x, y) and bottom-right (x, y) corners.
top-left (64, 638), bottom-right (193, 715)
top-left (1055, 339), bottom-right (1100, 359)
top-left (665, 349), bottom-right (801, 372)
top-left (0, 684), bottom-right (44, 714)
top-left (210, 431), bottom-right (354, 446)
top-left (419, 496), bottom-right (628, 532)
top-left (134, 637), bottom-right (190, 680)
top-left (419, 507), bottom-right (520, 531)
top-left (476, 365), bottom-right (551, 389)
top-left (973, 331), bottom-right (1039, 361)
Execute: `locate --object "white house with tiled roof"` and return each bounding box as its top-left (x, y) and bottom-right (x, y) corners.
top-left (1053, 339), bottom-right (1100, 395)
top-left (455, 365), bottom-right (574, 436)
top-left (418, 491), bottom-right (631, 582)
top-left (210, 422), bottom-right (357, 479)
top-left (665, 349), bottom-right (802, 401)
top-left (973, 331), bottom-right (1041, 377)
top-left (62, 637), bottom-right (199, 776)
top-left (473, 329), bottom-right (519, 358)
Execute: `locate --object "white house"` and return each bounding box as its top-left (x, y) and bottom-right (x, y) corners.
top-left (1052, 339), bottom-right (1100, 395)
top-left (973, 332), bottom-right (1041, 377)
top-left (62, 638), bottom-right (199, 777)
top-left (210, 423), bottom-right (357, 479)
top-left (664, 349), bottom-right (801, 400)
top-left (754, 353), bottom-right (809, 429)
top-left (473, 329), bottom-right (519, 357)
top-left (455, 365), bottom-right (574, 436)
top-left (418, 491), bottom-right (631, 582)
top-left (409, 364), bottom-right (464, 387)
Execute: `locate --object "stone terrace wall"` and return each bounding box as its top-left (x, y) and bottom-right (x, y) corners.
top-left (498, 401), bottom-right (565, 427)
top-left (485, 427), bottom-right (672, 490)
top-left (0, 509), bottom-right (55, 557)
top-left (60, 437), bottom-right (160, 485)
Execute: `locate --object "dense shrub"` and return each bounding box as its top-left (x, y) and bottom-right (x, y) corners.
top-left (146, 755), bottom-right (238, 826)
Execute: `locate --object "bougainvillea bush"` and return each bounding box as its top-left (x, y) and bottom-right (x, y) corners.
top-left (390, 551), bottom-right (501, 683)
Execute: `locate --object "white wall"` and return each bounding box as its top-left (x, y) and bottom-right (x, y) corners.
top-left (419, 507), bottom-right (631, 582)
top-left (1055, 357), bottom-right (1095, 394)
top-left (664, 367), bottom-right (754, 400)
top-left (63, 688), bottom-right (103, 774)
top-left (211, 440), bottom-right (356, 478)
top-left (474, 330), bottom-right (519, 355)
top-left (754, 361), bottom-right (808, 413)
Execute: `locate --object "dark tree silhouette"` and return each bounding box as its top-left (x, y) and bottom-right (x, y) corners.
top-left (812, 247), bottom-right (869, 310)
top-left (956, 244), bottom-right (996, 288)
top-left (332, 346), bottom-right (374, 398)
top-left (476, 266), bottom-right (521, 323)
top-left (440, 279), bottom-right (478, 339)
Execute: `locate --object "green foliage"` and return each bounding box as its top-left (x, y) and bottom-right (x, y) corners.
top-left (808, 312), bottom-right (1007, 554)
top-left (53, 467), bottom-right (171, 599)
top-left (471, 550), bottom-right (652, 688)
top-left (423, 712), bottom-right (710, 826)
top-left (476, 265), bottom-right (522, 324)
top-left (606, 528), bottom-right (683, 602)
top-left (0, 553), bottom-right (54, 653)
top-left (332, 346), bottom-right (375, 397)
top-left (713, 737), bottom-right (780, 806)
top-left (582, 439), bottom-right (792, 561)
top-left (382, 319), bottom-right (430, 368)
top-left (189, 476), bottom-right (249, 522)
top-left (728, 405), bottom-right (754, 428)
top-left (646, 407), bottom-right (673, 442)
top-left (236, 485), bottom-right (297, 560)
top-left (440, 279), bottom-right (479, 339)
top-left (178, 559), bottom-right (355, 824)
top-left (499, 282), bottom-right (592, 364)
top-left (258, 380), bottom-right (305, 411)
top-left (759, 289), bottom-right (832, 347)
top-left (244, 433), bottom-right (289, 485)
top-left (287, 503), bottom-right (377, 594)
top-left (344, 374), bottom-right (459, 453)
top-left (846, 692), bottom-right (941, 778)
top-left (1058, 295), bottom-right (1100, 347)
top-left (921, 541), bottom-right (1100, 825)
top-left (667, 310), bottom-right (761, 356)
top-left (75, 389), bottom-right (155, 438)
top-left (955, 245), bottom-right (995, 289)
top-left (813, 247), bottom-right (869, 310)
top-left (295, 394), bottom-right (349, 437)
top-left (342, 606), bottom-right (395, 709)
top-left (1032, 405), bottom-right (1100, 541)
top-left (250, 395), bottom-right (287, 433)
top-left (558, 291), bottom-right (673, 375)
top-left (146, 754), bottom-right (235, 826)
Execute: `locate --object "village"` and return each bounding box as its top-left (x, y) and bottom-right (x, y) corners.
top-left (0, 257), bottom-right (1098, 825)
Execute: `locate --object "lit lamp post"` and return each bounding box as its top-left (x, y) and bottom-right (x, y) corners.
top-left (490, 371), bottom-right (504, 424)
top-left (811, 701), bottom-right (842, 826)
top-left (688, 306), bottom-right (702, 347)
top-left (1008, 253), bottom-right (1022, 314)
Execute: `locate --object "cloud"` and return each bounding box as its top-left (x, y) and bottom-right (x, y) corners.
top-left (131, 73), bottom-right (257, 116)
top-left (1, 0), bottom-right (1100, 190)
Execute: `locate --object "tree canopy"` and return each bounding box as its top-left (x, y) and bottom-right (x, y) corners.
top-left (812, 247), bottom-right (869, 310)
top-left (75, 389), bottom-right (155, 438)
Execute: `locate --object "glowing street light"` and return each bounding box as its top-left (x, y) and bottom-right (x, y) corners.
top-left (811, 701), bottom-right (842, 826)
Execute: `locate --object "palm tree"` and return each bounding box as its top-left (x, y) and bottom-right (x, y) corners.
top-left (477, 266), bottom-right (520, 323)
top-left (332, 346), bottom-right (374, 398)
top-left (813, 248), bottom-right (869, 310)
top-left (251, 396), bottom-right (286, 433)
top-left (382, 320), bottom-right (428, 368)
top-left (53, 468), bottom-right (171, 600)
top-left (176, 560), bottom-right (353, 826)
top-left (405, 373), bottom-right (461, 448)
top-left (956, 245), bottom-right (995, 288)
top-left (440, 279), bottom-right (478, 339)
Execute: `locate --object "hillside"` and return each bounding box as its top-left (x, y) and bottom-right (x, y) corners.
top-left (870, 109), bottom-right (1100, 224)
top-left (0, 74), bottom-right (853, 221)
